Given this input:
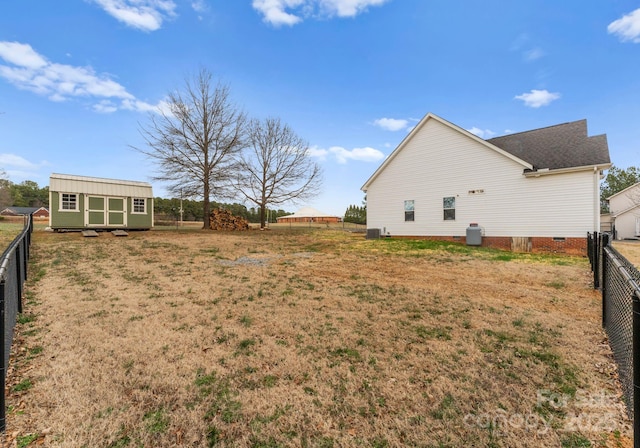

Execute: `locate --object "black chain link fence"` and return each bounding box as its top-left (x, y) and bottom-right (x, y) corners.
top-left (588, 232), bottom-right (640, 446)
top-left (603, 246), bottom-right (637, 417)
top-left (0, 216), bottom-right (33, 432)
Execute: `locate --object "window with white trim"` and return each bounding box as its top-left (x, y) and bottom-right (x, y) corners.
top-left (132, 198), bottom-right (146, 214)
top-left (404, 200), bottom-right (415, 222)
top-left (61, 193), bottom-right (78, 211)
top-left (443, 197), bottom-right (455, 220)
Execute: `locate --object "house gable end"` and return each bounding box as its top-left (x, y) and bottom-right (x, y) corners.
top-left (361, 113), bottom-right (532, 192)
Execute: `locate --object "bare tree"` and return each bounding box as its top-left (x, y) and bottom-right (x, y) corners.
top-left (0, 169), bottom-right (12, 209)
top-left (234, 117), bottom-right (322, 228)
top-left (134, 69), bottom-right (247, 229)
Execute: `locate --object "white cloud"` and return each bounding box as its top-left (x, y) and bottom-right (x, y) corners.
top-left (306, 146), bottom-right (329, 160)
top-left (0, 42), bottom-right (47, 69)
top-left (191, 0), bottom-right (208, 13)
top-left (0, 153), bottom-right (44, 170)
top-left (373, 117), bottom-right (409, 132)
top-left (467, 127), bottom-right (496, 139)
top-left (608, 8), bottom-right (640, 43)
top-left (319, 0), bottom-right (388, 17)
top-left (93, 100), bottom-right (119, 114)
top-left (92, 0), bottom-right (177, 32)
top-left (191, 0), bottom-right (210, 19)
top-left (524, 47), bottom-right (545, 62)
top-left (307, 145), bottom-right (384, 163)
top-left (122, 98), bottom-right (172, 114)
top-left (329, 146), bottom-right (384, 164)
top-left (514, 89), bottom-right (560, 108)
top-left (252, 0), bottom-right (389, 26)
top-left (0, 40), bottom-right (163, 114)
top-left (252, 0), bottom-right (305, 26)
top-left (0, 153), bottom-right (50, 181)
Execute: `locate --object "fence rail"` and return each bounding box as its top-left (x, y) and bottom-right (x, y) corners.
top-left (588, 232), bottom-right (640, 447)
top-left (0, 215), bottom-right (33, 432)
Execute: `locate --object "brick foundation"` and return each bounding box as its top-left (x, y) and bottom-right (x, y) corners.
top-left (387, 235), bottom-right (587, 256)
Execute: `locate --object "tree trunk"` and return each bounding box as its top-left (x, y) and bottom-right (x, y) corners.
top-left (259, 204), bottom-right (266, 229)
top-left (203, 180), bottom-right (211, 230)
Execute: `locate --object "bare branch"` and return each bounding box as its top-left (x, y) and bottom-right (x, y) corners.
top-left (232, 117), bottom-right (323, 228)
top-left (132, 68), bottom-right (247, 228)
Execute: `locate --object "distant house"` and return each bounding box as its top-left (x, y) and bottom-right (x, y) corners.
top-left (276, 207), bottom-right (342, 224)
top-left (0, 206), bottom-right (49, 218)
top-left (362, 113), bottom-right (611, 255)
top-left (49, 173), bottom-right (154, 231)
top-left (607, 183), bottom-right (640, 240)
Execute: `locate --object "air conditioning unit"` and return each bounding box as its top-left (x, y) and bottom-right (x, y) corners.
top-left (366, 228), bottom-right (381, 239)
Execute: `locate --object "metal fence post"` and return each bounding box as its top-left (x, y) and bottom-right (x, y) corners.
top-left (15, 243), bottom-right (23, 315)
top-left (594, 231), bottom-right (600, 289)
top-left (601, 233), bottom-right (609, 327)
top-left (602, 242), bottom-right (607, 328)
top-left (0, 279), bottom-right (6, 433)
top-left (634, 290), bottom-right (640, 448)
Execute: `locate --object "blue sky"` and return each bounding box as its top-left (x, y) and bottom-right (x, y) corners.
top-left (1, 1), bottom-right (639, 215)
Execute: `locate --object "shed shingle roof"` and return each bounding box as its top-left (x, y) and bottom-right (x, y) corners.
top-left (486, 119), bottom-right (610, 170)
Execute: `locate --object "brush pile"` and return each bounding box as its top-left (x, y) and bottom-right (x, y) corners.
top-left (209, 208), bottom-right (250, 231)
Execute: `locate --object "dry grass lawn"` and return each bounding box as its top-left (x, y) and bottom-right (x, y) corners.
top-left (0, 218), bottom-right (28, 250)
top-left (611, 241), bottom-right (640, 269)
top-left (4, 228), bottom-right (633, 447)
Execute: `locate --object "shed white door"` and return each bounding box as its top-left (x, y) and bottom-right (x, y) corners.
top-left (636, 217), bottom-right (640, 237)
top-left (108, 197), bottom-right (127, 227)
top-left (87, 196), bottom-right (106, 227)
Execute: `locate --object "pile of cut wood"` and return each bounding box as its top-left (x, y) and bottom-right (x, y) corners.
top-left (209, 208), bottom-right (250, 231)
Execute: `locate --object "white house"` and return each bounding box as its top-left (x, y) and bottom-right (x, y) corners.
top-left (608, 183), bottom-right (640, 240)
top-left (361, 113), bottom-right (611, 254)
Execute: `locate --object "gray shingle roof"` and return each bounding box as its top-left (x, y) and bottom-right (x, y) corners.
top-left (486, 119), bottom-right (610, 170)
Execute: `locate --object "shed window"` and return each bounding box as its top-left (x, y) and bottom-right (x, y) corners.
top-left (443, 197), bottom-right (455, 221)
top-left (61, 193), bottom-right (78, 211)
top-left (404, 200), bottom-right (415, 222)
top-left (133, 198), bottom-right (146, 214)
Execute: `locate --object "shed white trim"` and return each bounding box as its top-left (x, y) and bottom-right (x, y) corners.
top-left (50, 173), bottom-right (153, 198)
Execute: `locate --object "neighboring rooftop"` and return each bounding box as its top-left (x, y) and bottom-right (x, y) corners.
top-left (0, 206), bottom-right (48, 216)
top-left (487, 119), bottom-right (610, 170)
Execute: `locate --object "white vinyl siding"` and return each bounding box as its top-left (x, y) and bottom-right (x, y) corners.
top-left (609, 183), bottom-right (640, 240)
top-left (365, 118), bottom-right (599, 238)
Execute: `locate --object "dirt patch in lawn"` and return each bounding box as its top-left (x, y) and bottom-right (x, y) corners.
top-left (4, 229), bottom-right (632, 447)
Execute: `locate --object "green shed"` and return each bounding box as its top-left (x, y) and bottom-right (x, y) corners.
top-left (49, 173), bottom-right (154, 231)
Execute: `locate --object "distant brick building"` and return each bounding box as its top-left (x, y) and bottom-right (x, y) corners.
top-left (0, 206), bottom-right (49, 218)
top-left (276, 207), bottom-right (342, 224)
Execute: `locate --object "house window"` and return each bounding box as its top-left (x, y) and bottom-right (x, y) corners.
top-left (132, 198), bottom-right (146, 214)
top-left (61, 193), bottom-right (78, 211)
top-left (443, 197), bottom-right (455, 221)
top-left (404, 200), bottom-right (415, 222)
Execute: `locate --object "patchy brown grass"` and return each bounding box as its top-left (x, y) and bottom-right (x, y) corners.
top-left (612, 241), bottom-right (640, 268)
top-left (0, 218), bottom-right (27, 250)
top-left (5, 228), bottom-right (632, 447)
